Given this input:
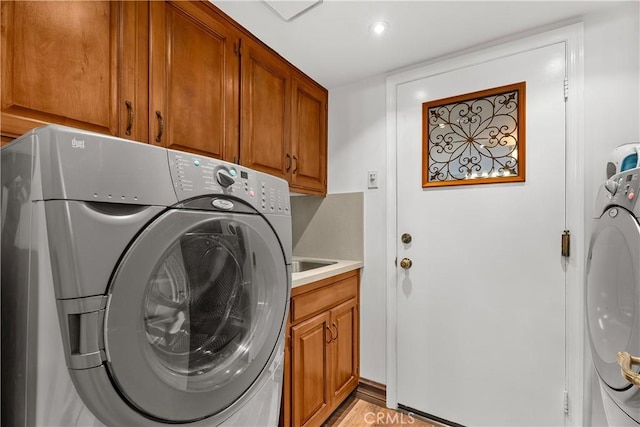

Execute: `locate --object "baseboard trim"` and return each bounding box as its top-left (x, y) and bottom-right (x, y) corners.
top-left (354, 378), bottom-right (386, 408)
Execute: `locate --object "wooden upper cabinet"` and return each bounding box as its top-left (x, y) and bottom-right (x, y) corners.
top-left (1, 0), bottom-right (327, 193)
top-left (239, 37), bottom-right (328, 195)
top-left (240, 37), bottom-right (291, 178)
top-left (149, 1), bottom-right (239, 161)
top-left (120, 1), bottom-right (150, 143)
top-left (290, 74), bottom-right (328, 195)
top-left (1, 1), bottom-right (146, 140)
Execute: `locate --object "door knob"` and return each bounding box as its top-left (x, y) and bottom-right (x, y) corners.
top-left (400, 258), bottom-right (413, 269)
top-left (401, 233), bottom-right (412, 244)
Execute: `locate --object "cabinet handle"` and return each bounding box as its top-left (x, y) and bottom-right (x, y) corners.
top-left (325, 325), bottom-right (332, 344)
top-left (125, 101), bottom-right (134, 136)
top-left (155, 111), bottom-right (164, 143)
top-left (331, 322), bottom-right (338, 341)
top-left (285, 153), bottom-right (292, 171)
top-left (292, 155), bottom-right (299, 174)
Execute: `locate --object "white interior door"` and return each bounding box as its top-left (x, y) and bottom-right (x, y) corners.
top-left (396, 42), bottom-right (567, 427)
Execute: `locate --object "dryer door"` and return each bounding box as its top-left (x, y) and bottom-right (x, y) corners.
top-left (587, 206), bottom-right (640, 391)
top-left (104, 209), bottom-right (288, 423)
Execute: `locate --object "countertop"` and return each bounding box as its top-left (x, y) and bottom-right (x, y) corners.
top-left (291, 257), bottom-right (363, 288)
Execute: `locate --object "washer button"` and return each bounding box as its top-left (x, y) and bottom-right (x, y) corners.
top-left (211, 199), bottom-right (234, 210)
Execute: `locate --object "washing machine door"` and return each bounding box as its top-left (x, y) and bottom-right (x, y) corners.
top-left (104, 208), bottom-right (288, 423)
top-left (587, 206), bottom-right (640, 392)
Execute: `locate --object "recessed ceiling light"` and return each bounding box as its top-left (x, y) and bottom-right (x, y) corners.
top-left (370, 20), bottom-right (389, 36)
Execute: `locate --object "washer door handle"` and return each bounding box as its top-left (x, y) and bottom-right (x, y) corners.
top-left (617, 351), bottom-right (640, 387)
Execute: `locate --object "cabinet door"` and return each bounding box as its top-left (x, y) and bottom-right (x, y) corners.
top-left (330, 297), bottom-right (359, 405)
top-left (291, 311), bottom-right (332, 427)
top-left (290, 75), bottom-right (327, 195)
top-left (120, 1), bottom-right (149, 143)
top-left (1, 1), bottom-right (132, 139)
top-left (240, 39), bottom-right (291, 178)
top-left (150, 1), bottom-right (239, 160)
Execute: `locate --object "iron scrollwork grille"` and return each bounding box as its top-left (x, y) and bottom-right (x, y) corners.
top-left (422, 82), bottom-right (526, 187)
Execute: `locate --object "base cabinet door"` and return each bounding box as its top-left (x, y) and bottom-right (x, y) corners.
top-left (291, 312), bottom-right (332, 427)
top-left (330, 298), bottom-right (359, 404)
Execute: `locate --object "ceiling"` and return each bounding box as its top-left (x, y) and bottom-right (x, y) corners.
top-left (212, 0), bottom-right (627, 89)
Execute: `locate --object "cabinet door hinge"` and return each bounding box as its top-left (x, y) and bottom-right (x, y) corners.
top-left (563, 389), bottom-right (569, 415)
top-left (561, 230), bottom-right (570, 257)
top-left (563, 77), bottom-right (569, 102)
top-left (234, 39), bottom-right (242, 58)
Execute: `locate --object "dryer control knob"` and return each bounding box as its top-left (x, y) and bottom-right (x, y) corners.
top-left (216, 169), bottom-right (235, 188)
top-left (605, 179), bottom-right (619, 195)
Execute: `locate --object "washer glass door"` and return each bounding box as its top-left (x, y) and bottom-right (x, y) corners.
top-left (104, 209), bottom-right (288, 423)
top-left (587, 207), bottom-right (640, 391)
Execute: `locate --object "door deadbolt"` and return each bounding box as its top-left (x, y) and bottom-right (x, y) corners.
top-left (400, 258), bottom-right (413, 269)
top-left (401, 233), bottom-right (412, 244)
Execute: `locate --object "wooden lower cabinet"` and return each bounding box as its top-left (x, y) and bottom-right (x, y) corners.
top-left (282, 270), bottom-right (360, 427)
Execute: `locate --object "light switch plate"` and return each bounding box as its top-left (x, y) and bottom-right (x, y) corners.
top-left (368, 171), bottom-right (378, 189)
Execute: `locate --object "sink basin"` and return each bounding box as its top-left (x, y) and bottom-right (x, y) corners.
top-left (291, 260), bottom-right (337, 273)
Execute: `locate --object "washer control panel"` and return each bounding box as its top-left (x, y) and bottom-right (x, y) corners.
top-left (168, 150), bottom-right (290, 215)
top-left (603, 170), bottom-right (640, 212)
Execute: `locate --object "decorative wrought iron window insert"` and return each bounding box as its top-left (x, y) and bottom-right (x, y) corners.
top-left (422, 82), bottom-right (526, 187)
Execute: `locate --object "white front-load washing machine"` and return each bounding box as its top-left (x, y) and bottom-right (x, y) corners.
top-left (1, 125), bottom-right (292, 426)
top-left (587, 165), bottom-right (640, 426)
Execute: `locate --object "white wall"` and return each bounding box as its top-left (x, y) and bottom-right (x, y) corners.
top-left (327, 2), bottom-right (640, 397)
top-left (327, 75), bottom-right (387, 384)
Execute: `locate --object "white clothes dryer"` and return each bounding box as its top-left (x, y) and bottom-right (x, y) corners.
top-left (1, 125), bottom-right (292, 426)
top-left (587, 166), bottom-right (640, 426)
